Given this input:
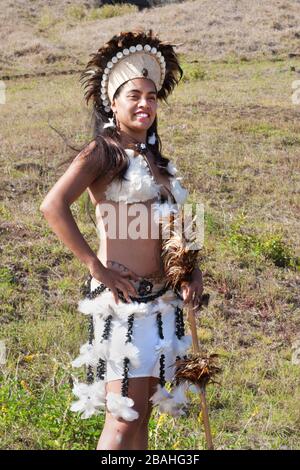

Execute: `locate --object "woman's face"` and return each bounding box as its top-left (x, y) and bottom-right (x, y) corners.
top-left (111, 78), bottom-right (158, 137)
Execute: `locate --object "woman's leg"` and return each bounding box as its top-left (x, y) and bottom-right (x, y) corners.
top-left (131, 376), bottom-right (160, 450)
top-left (97, 377), bottom-right (155, 450)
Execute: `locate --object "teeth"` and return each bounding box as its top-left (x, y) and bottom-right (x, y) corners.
top-left (136, 113), bottom-right (149, 117)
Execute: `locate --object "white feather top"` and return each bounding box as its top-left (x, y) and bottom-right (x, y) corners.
top-left (103, 148), bottom-right (188, 205)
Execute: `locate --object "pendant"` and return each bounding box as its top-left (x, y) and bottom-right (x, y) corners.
top-left (136, 142), bottom-right (147, 155)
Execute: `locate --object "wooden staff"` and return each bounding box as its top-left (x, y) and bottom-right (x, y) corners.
top-left (186, 298), bottom-right (214, 451)
top-left (160, 214), bottom-right (220, 450)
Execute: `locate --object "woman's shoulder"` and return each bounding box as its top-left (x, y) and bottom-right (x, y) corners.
top-left (73, 139), bottom-right (99, 168)
top-left (73, 137), bottom-right (117, 176)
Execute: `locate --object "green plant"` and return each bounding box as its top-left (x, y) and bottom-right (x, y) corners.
top-left (181, 62), bottom-right (207, 82)
top-left (227, 216), bottom-right (298, 268)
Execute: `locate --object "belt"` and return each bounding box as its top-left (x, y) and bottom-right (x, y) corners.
top-left (82, 274), bottom-right (183, 303)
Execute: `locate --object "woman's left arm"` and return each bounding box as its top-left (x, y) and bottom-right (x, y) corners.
top-left (181, 267), bottom-right (204, 308)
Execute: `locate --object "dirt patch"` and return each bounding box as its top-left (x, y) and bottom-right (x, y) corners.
top-left (191, 101), bottom-right (300, 124)
top-left (0, 222), bottom-right (39, 241)
top-left (0, 178), bottom-right (40, 199)
top-left (14, 162), bottom-right (44, 176)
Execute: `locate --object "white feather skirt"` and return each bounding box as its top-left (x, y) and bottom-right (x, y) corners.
top-left (70, 276), bottom-right (193, 421)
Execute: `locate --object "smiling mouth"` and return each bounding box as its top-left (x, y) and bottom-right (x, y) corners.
top-left (135, 113), bottom-right (150, 118)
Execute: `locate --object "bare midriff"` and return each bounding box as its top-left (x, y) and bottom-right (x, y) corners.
top-left (95, 197), bottom-right (166, 278)
top-left (89, 141), bottom-right (177, 279)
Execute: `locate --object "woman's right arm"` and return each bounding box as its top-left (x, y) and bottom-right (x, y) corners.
top-left (39, 141), bottom-right (101, 270)
top-left (39, 140), bottom-right (138, 303)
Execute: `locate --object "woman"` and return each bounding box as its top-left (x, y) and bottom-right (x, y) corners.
top-left (40, 29), bottom-right (203, 450)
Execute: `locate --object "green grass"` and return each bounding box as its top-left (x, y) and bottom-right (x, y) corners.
top-left (181, 61), bottom-right (208, 82)
top-left (0, 373), bottom-right (104, 450)
top-left (1, 348), bottom-right (299, 449)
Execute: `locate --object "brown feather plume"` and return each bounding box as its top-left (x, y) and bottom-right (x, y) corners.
top-left (171, 353), bottom-right (221, 391)
top-left (161, 211), bottom-right (201, 290)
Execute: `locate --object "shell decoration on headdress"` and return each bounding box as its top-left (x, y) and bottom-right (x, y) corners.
top-left (80, 29), bottom-right (183, 116)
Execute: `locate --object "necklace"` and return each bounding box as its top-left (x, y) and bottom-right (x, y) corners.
top-left (135, 142), bottom-right (148, 155)
top-left (118, 130), bottom-right (149, 156)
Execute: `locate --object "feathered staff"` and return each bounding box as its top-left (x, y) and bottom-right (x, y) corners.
top-left (161, 210), bottom-right (221, 450)
top-left (173, 353), bottom-right (221, 450)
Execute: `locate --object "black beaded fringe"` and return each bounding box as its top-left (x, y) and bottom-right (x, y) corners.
top-left (156, 312), bottom-right (166, 388)
top-left (86, 314), bottom-right (113, 383)
top-left (174, 305), bottom-right (188, 361)
top-left (96, 315), bottom-right (113, 381)
top-left (175, 306), bottom-right (185, 340)
top-left (121, 313), bottom-right (135, 397)
top-left (87, 316), bottom-right (94, 384)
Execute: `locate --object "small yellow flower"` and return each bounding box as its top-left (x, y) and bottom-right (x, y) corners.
top-left (20, 380), bottom-right (32, 394)
top-left (157, 413), bottom-right (168, 428)
top-left (251, 406), bottom-right (260, 417)
top-left (23, 354), bottom-right (38, 362)
top-left (173, 440), bottom-right (181, 449)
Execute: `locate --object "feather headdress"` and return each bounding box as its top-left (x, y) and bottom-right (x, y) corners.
top-left (80, 29), bottom-right (183, 117)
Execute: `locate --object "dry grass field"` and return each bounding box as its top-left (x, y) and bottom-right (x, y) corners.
top-left (0, 0), bottom-right (300, 450)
